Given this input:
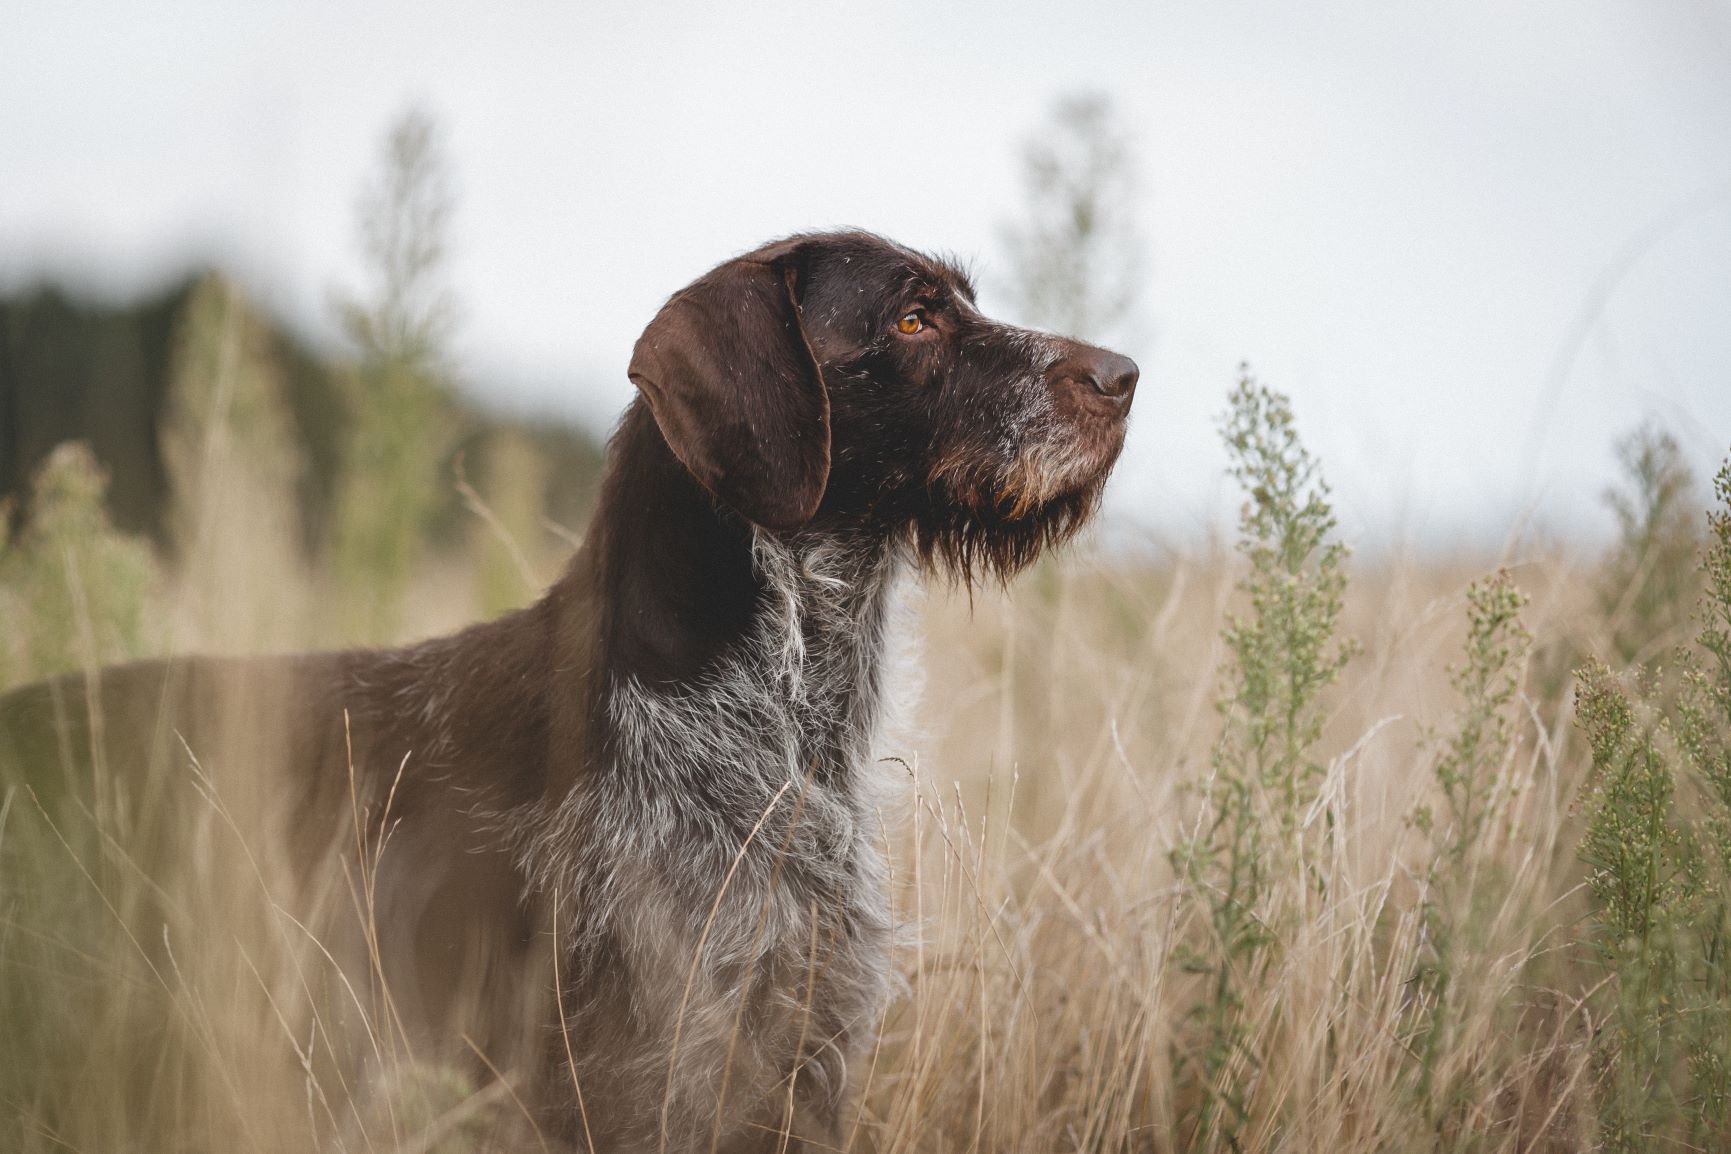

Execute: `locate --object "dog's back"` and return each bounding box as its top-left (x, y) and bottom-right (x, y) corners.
top-left (0, 612), bottom-right (562, 1085)
top-left (1, 654), bottom-right (344, 876)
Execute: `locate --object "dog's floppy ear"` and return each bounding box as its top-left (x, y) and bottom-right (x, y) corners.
top-left (628, 243), bottom-right (828, 531)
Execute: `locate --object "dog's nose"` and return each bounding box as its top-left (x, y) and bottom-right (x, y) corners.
top-left (1086, 351), bottom-right (1139, 400)
top-left (1055, 349), bottom-right (1138, 403)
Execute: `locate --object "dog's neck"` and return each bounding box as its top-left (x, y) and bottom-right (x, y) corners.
top-left (581, 403), bottom-right (765, 685)
top-left (525, 402), bottom-right (909, 911)
top-left (579, 402), bottom-right (908, 785)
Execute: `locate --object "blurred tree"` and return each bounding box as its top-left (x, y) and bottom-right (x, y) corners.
top-left (0, 283), bottom-right (188, 540)
top-left (1001, 93), bottom-right (1146, 343)
top-left (329, 108), bottom-right (460, 643)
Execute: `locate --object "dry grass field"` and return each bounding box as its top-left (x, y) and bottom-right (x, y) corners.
top-left (1, 375), bottom-right (1727, 1153)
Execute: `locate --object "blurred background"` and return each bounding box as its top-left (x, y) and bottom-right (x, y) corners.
top-left (3, 0), bottom-right (1727, 571)
top-left (6, 7), bottom-right (1731, 1150)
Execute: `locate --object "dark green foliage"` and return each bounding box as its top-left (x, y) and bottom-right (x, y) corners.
top-left (0, 281), bottom-right (190, 541)
top-left (0, 273), bottom-right (606, 602)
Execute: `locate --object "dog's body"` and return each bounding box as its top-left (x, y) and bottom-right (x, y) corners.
top-left (0, 232), bottom-right (1135, 1151)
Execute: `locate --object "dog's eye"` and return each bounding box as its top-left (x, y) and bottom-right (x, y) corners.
top-left (895, 311), bottom-right (925, 335)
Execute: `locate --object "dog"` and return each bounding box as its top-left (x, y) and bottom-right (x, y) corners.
top-left (0, 230), bottom-right (1136, 1151)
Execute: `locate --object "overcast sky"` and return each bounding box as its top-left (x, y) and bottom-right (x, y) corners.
top-left (3, 1), bottom-right (1729, 552)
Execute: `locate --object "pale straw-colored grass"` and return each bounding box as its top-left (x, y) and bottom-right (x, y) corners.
top-left (0, 461), bottom-right (1635, 1152)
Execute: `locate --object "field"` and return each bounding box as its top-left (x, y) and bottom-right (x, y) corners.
top-left (1, 361), bottom-right (1729, 1152)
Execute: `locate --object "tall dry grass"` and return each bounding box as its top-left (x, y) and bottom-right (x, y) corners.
top-left (877, 555), bottom-right (1585, 1152)
top-left (1, 371), bottom-right (1726, 1151)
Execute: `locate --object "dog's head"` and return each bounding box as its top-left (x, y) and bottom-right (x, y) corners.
top-left (628, 230), bottom-right (1137, 581)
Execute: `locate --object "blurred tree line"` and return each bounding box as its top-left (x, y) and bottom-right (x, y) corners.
top-left (0, 111), bottom-right (605, 665)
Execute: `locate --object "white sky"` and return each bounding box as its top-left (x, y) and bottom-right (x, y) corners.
top-left (3, 1), bottom-right (1729, 553)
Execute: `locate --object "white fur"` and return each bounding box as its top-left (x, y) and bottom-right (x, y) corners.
top-left (517, 530), bottom-right (915, 1148)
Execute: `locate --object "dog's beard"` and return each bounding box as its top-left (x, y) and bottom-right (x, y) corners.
top-left (910, 468), bottom-right (1111, 587)
top-left (910, 414), bottom-right (1127, 585)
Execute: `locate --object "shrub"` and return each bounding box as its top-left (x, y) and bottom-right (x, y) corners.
top-left (0, 442), bottom-right (159, 686)
top-left (1576, 453), bottom-right (1731, 1151)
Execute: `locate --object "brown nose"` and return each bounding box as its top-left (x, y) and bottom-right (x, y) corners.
top-left (1090, 350), bottom-right (1139, 400)
top-left (1054, 349), bottom-right (1139, 403)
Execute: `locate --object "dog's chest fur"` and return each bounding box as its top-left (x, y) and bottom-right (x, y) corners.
top-left (524, 531), bottom-right (912, 1141)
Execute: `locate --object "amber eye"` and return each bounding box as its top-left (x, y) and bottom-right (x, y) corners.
top-left (896, 311), bottom-right (924, 335)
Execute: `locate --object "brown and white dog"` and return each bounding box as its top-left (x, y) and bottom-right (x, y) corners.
top-left (0, 230), bottom-right (1136, 1151)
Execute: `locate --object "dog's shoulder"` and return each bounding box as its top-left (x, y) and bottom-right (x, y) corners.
top-left (330, 594), bottom-right (580, 811)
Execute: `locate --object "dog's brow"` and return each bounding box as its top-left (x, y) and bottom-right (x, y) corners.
top-left (931, 255), bottom-right (978, 302)
top-left (907, 274), bottom-right (973, 312)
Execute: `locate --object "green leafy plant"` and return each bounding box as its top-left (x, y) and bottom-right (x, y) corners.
top-left (1173, 369), bottom-right (1356, 1150)
top-left (1410, 569), bottom-right (1534, 1131)
top-left (1575, 453), bottom-right (1731, 1152)
top-left (0, 443), bottom-right (160, 685)
top-left (1431, 571), bottom-right (1533, 863)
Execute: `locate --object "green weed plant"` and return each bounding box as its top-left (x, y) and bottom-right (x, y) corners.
top-left (1576, 454), bottom-right (1731, 1151)
top-left (1173, 370), bottom-right (1357, 1151)
top-left (0, 443), bottom-right (159, 687)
